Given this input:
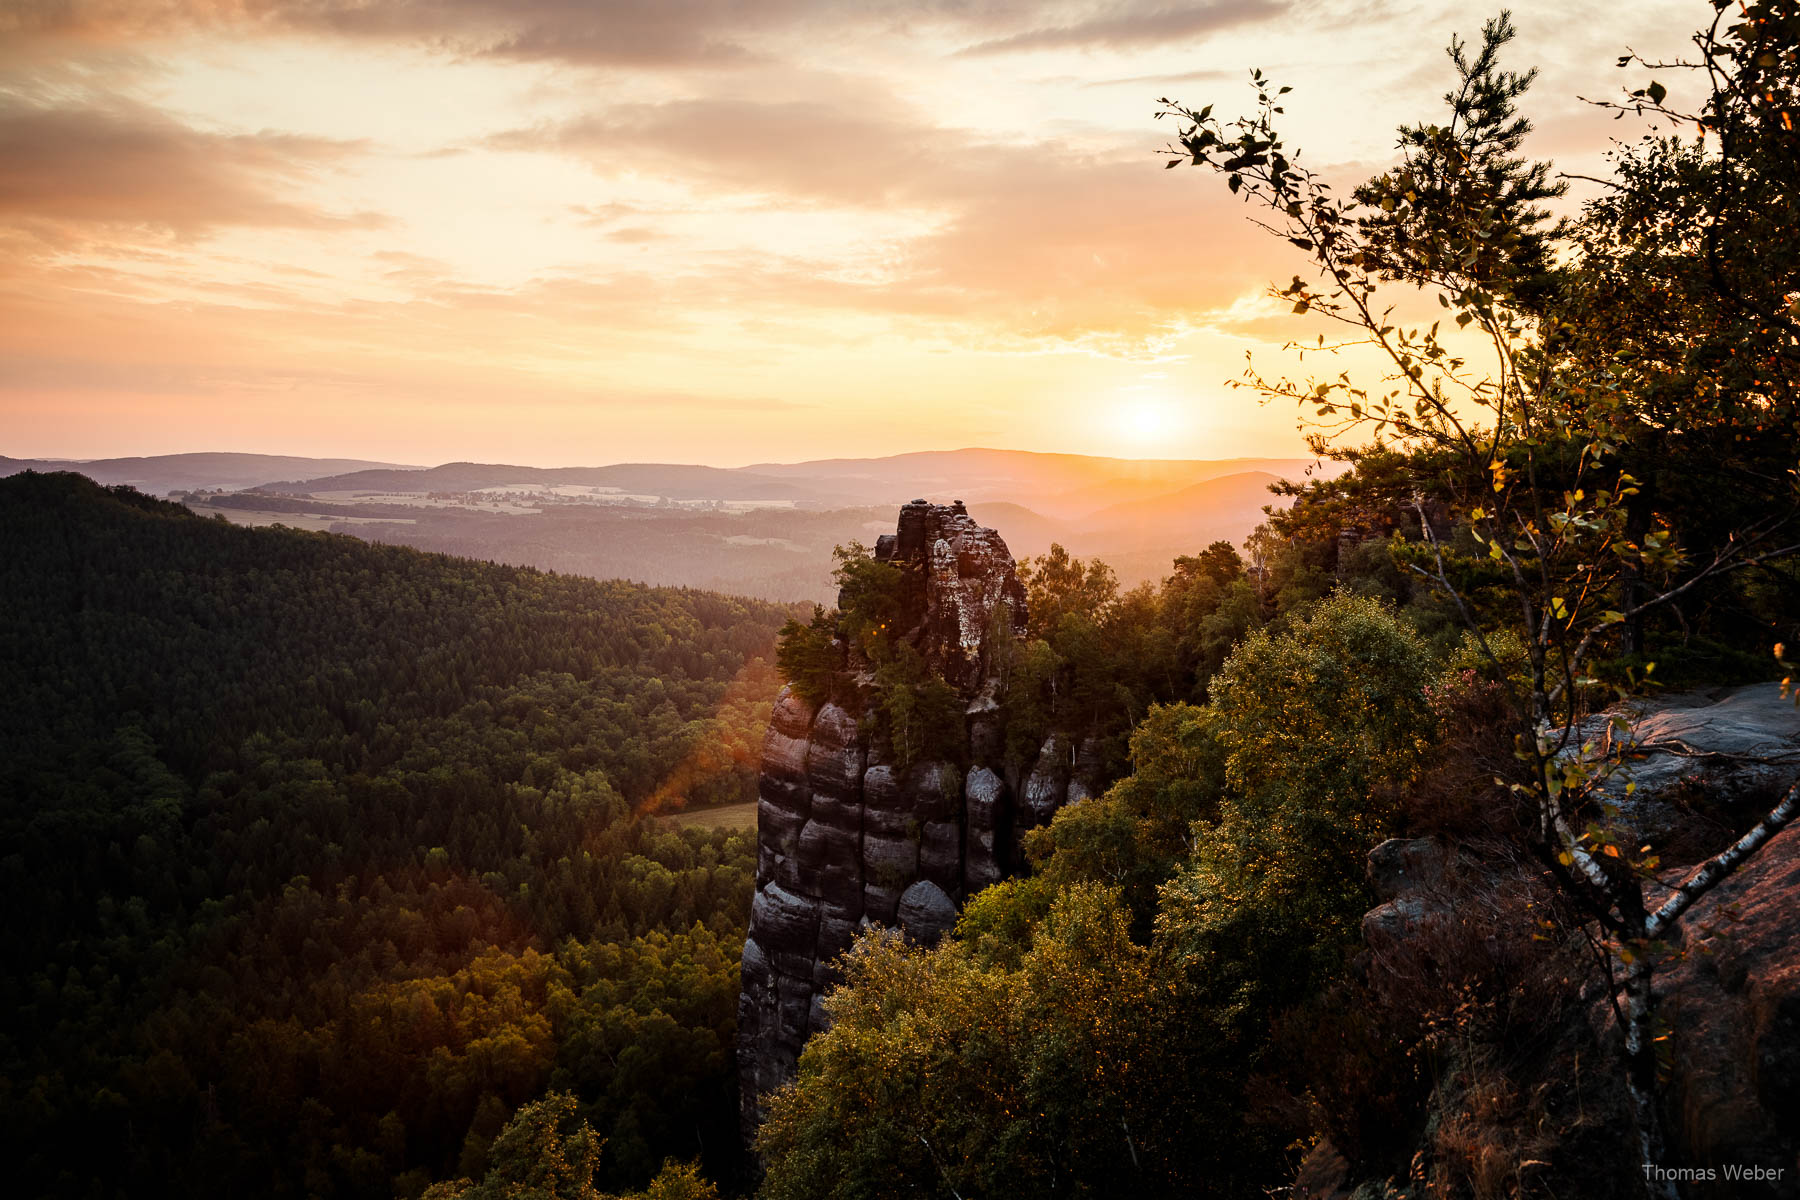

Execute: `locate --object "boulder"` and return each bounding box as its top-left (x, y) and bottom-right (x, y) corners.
top-left (804, 703), bottom-right (866, 796)
top-left (749, 883), bottom-right (819, 958)
top-left (768, 686), bottom-right (817, 740)
top-left (761, 730), bottom-right (811, 789)
top-left (1361, 895), bottom-right (1439, 946)
top-left (1563, 684), bottom-right (1800, 841)
top-left (1367, 837), bottom-right (1449, 901)
top-left (861, 764), bottom-right (913, 837)
top-left (897, 880), bottom-right (959, 946)
top-left (964, 767), bottom-right (1006, 827)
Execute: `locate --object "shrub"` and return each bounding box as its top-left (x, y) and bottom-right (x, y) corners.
top-left (775, 606), bottom-right (840, 705)
top-left (1157, 593), bottom-right (1436, 1016)
top-left (869, 642), bottom-right (965, 770)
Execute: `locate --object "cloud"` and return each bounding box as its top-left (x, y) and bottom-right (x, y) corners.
top-left (487, 92), bottom-right (948, 208)
top-left (0, 95), bottom-right (384, 238)
top-left (484, 83), bottom-right (1273, 348)
top-left (957, 1), bottom-right (1287, 56)
top-left (7, 0), bottom-right (1288, 67)
top-left (4, 0), bottom-right (804, 66)
top-left (811, 151), bottom-right (1278, 355)
top-left (1082, 66), bottom-right (1238, 89)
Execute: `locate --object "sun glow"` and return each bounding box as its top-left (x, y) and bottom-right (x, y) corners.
top-left (0, 1), bottom-right (1699, 465)
top-left (1118, 396), bottom-right (1178, 445)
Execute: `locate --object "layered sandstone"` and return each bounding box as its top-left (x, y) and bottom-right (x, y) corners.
top-left (736, 500), bottom-right (1096, 1140)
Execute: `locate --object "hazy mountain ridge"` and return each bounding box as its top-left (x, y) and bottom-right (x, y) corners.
top-left (264, 446), bottom-right (1326, 515)
top-left (734, 448), bottom-right (1323, 518)
top-left (1078, 470), bottom-right (1284, 549)
top-left (257, 461), bottom-right (825, 502)
top-left (0, 452), bottom-right (414, 495)
top-left (12, 447), bottom-right (1326, 601)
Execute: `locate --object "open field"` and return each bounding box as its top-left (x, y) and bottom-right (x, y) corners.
top-left (666, 801), bottom-right (758, 831)
top-left (194, 505), bottom-right (418, 532)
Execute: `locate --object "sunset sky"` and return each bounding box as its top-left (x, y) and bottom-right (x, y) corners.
top-left (2, 0), bottom-right (1703, 467)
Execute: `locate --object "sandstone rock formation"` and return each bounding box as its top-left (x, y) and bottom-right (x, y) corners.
top-left (736, 500), bottom-right (1095, 1141)
top-left (1346, 685), bottom-right (1800, 1197)
top-left (1563, 683), bottom-right (1800, 842)
top-left (1655, 821), bottom-right (1800, 1195)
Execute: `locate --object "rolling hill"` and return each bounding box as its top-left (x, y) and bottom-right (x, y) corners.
top-left (1078, 470), bottom-right (1286, 549)
top-left (0, 452), bottom-right (413, 495)
top-left (19, 446), bottom-right (1328, 599)
top-left (264, 447), bottom-right (1324, 517)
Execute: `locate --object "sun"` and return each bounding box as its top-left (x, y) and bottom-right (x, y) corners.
top-left (1122, 399), bottom-right (1174, 443)
top-left (1097, 386), bottom-right (1196, 456)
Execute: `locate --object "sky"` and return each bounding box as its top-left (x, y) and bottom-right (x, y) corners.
top-left (1, 0), bottom-right (1705, 467)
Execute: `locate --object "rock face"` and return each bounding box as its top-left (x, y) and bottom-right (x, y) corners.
top-left (1655, 821), bottom-right (1800, 1195)
top-left (1562, 683), bottom-right (1800, 842)
top-left (1352, 686), bottom-right (1800, 1197)
top-left (737, 501), bottom-right (1085, 1142)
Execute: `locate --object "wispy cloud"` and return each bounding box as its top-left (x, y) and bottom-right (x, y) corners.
top-left (957, 2), bottom-right (1287, 56)
top-left (8, 0), bottom-right (1288, 66)
top-left (0, 95), bottom-right (384, 240)
top-left (0, 0), bottom-right (1708, 464)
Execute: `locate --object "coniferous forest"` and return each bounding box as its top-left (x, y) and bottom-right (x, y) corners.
top-left (0, 472), bottom-right (792, 1198)
top-left (4, 3), bottom-right (1800, 1199)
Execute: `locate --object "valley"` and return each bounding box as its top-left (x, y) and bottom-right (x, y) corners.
top-left (3, 447), bottom-right (1329, 602)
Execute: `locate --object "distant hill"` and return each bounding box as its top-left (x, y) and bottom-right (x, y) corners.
top-left (736, 447), bottom-right (1322, 519)
top-left (959, 500), bottom-right (1075, 560)
top-left (1079, 471), bottom-right (1286, 550)
top-left (36, 446), bottom-right (1329, 599)
top-left (331, 503), bottom-right (900, 602)
top-left (0, 451), bottom-right (413, 495)
top-left (264, 461), bottom-right (821, 502)
top-left (268, 446), bottom-right (1329, 519)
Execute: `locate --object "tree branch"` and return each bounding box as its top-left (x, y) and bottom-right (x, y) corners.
top-left (1646, 779), bottom-right (1800, 937)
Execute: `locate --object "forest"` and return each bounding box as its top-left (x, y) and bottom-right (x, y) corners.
top-left (0, 472), bottom-right (795, 1198)
top-left (4, 1), bottom-right (1798, 1197)
top-left (753, 4), bottom-right (1800, 1198)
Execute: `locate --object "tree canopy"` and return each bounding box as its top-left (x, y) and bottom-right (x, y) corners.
top-left (0, 472), bottom-right (791, 1198)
